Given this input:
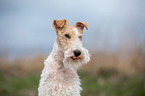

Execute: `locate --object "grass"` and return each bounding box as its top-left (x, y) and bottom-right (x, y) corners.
top-left (79, 71), bottom-right (145, 96)
top-left (0, 73), bottom-right (40, 96)
top-left (0, 71), bottom-right (145, 96)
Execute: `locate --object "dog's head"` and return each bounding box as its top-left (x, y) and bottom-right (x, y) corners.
top-left (52, 19), bottom-right (90, 68)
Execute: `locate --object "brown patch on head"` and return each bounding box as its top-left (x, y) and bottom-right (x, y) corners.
top-left (63, 25), bottom-right (76, 37)
top-left (58, 25), bottom-right (76, 40)
top-left (55, 25), bottom-right (81, 50)
top-left (52, 19), bottom-right (88, 50)
top-left (62, 25), bottom-right (83, 41)
top-left (52, 19), bottom-right (68, 32)
top-left (74, 22), bottom-right (88, 33)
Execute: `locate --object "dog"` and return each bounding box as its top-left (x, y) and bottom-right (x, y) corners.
top-left (38, 19), bottom-right (90, 96)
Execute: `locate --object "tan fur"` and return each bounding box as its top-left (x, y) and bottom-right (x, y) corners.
top-left (55, 24), bottom-right (83, 51)
top-left (52, 19), bottom-right (68, 32)
top-left (74, 22), bottom-right (88, 33)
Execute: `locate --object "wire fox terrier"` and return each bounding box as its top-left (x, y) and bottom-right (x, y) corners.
top-left (38, 19), bottom-right (90, 96)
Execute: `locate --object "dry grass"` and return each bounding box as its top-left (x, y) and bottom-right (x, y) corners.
top-left (0, 55), bottom-right (45, 76)
top-left (0, 45), bottom-right (144, 76)
top-left (83, 46), bottom-right (145, 75)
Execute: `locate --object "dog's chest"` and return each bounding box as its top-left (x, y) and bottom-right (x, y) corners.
top-left (47, 67), bottom-right (79, 86)
top-left (40, 68), bottom-right (82, 96)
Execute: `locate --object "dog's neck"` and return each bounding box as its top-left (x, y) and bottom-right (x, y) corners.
top-left (50, 40), bottom-right (64, 66)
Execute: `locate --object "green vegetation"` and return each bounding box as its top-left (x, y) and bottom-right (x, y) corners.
top-left (0, 73), bottom-right (39, 96)
top-left (0, 72), bottom-right (145, 96)
top-left (79, 71), bottom-right (145, 96)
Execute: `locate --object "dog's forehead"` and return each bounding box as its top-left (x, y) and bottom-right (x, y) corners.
top-left (63, 25), bottom-right (79, 35)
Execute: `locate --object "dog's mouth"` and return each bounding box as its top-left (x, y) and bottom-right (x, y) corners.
top-left (71, 56), bottom-right (80, 60)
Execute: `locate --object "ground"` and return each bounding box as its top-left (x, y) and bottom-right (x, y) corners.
top-left (0, 71), bottom-right (145, 96)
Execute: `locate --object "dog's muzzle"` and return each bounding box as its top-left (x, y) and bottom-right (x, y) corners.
top-left (71, 49), bottom-right (81, 60)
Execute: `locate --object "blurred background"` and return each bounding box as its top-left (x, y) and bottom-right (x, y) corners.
top-left (0, 0), bottom-right (145, 96)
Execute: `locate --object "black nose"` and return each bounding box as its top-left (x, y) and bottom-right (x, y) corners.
top-left (74, 50), bottom-right (81, 57)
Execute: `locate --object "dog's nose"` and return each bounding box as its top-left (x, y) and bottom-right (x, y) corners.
top-left (74, 50), bottom-right (81, 57)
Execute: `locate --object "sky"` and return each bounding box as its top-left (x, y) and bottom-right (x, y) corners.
top-left (0, 0), bottom-right (145, 58)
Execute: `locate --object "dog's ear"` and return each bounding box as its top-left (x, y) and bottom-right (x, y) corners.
top-left (74, 22), bottom-right (88, 33)
top-left (52, 19), bottom-right (68, 32)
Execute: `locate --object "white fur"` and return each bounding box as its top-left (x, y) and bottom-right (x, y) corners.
top-left (74, 28), bottom-right (79, 37)
top-left (38, 36), bottom-right (90, 96)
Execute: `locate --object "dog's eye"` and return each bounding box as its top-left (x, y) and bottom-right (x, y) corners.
top-left (65, 34), bottom-right (71, 39)
top-left (79, 36), bottom-right (82, 40)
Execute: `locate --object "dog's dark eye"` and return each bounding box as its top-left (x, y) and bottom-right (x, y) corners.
top-left (65, 34), bottom-right (71, 39)
top-left (79, 36), bottom-right (82, 40)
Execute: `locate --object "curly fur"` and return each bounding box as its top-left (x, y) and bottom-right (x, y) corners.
top-left (38, 19), bottom-right (90, 96)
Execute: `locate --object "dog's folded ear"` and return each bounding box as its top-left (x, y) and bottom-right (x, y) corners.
top-left (74, 22), bottom-right (88, 33)
top-left (52, 19), bottom-right (68, 31)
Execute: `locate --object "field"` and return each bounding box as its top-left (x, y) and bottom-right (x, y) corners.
top-left (0, 71), bottom-right (145, 96)
top-left (0, 46), bottom-right (145, 96)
